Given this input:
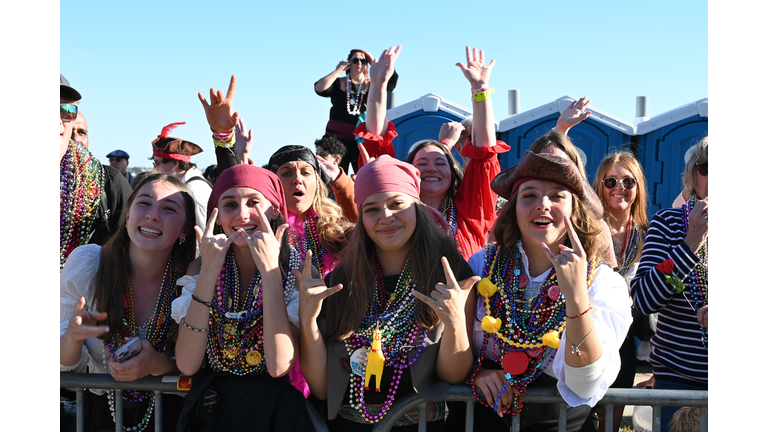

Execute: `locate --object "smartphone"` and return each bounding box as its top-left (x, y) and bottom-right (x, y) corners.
top-left (115, 336), bottom-right (143, 362)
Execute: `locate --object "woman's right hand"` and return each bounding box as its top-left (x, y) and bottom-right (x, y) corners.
top-left (685, 197), bottom-right (708, 252)
top-left (198, 75), bottom-right (240, 134)
top-left (555, 97), bottom-right (592, 134)
top-left (474, 367), bottom-right (520, 417)
top-left (292, 250), bottom-right (343, 325)
top-left (65, 297), bottom-right (109, 344)
top-left (195, 208), bottom-right (241, 273)
top-left (234, 118), bottom-right (253, 164)
top-left (369, 45), bottom-right (402, 84)
top-left (456, 46), bottom-right (495, 89)
top-left (336, 60), bottom-right (350, 73)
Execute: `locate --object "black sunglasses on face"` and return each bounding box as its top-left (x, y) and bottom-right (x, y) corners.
top-left (350, 58), bottom-right (367, 65)
top-left (603, 177), bottom-right (637, 190)
top-left (695, 161), bottom-right (708, 177)
top-left (60, 103), bottom-right (78, 121)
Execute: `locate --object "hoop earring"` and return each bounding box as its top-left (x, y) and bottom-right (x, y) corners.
top-left (178, 236), bottom-right (186, 245)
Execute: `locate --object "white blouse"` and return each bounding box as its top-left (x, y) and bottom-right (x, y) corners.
top-left (468, 244), bottom-right (632, 407)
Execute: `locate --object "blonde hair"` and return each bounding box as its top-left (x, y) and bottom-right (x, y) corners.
top-left (682, 136), bottom-right (708, 199)
top-left (592, 150), bottom-right (649, 232)
top-left (311, 173), bottom-right (353, 255)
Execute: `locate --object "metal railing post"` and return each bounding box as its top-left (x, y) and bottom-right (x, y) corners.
top-left (604, 403), bottom-right (614, 432)
top-left (76, 388), bottom-right (84, 432)
top-left (114, 389), bottom-right (124, 431)
top-left (154, 390), bottom-right (163, 431)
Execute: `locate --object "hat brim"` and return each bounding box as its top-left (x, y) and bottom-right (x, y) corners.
top-left (491, 151), bottom-right (603, 218)
top-left (60, 85), bottom-right (82, 102)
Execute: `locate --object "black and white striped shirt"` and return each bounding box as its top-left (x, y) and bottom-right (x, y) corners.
top-left (630, 208), bottom-right (707, 384)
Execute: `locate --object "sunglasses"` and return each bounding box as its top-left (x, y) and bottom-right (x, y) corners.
top-left (350, 58), bottom-right (368, 65)
top-left (695, 161), bottom-right (708, 177)
top-left (60, 103), bottom-right (78, 121)
top-left (603, 177), bottom-right (637, 190)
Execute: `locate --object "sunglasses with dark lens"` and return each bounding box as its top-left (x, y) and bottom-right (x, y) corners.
top-left (603, 177), bottom-right (637, 190)
top-left (350, 58), bottom-right (367, 65)
top-left (695, 161), bottom-right (708, 177)
top-left (60, 103), bottom-right (78, 121)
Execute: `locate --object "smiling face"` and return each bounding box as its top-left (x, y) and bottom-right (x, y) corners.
top-left (216, 187), bottom-right (277, 248)
top-left (361, 192), bottom-right (417, 256)
top-left (602, 162), bottom-right (637, 213)
top-left (412, 144), bottom-right (452, 200)
top-left (276, 161), bottom-right (317, 216)
top-left (515, 179), bottom-right (574, 252)
top-left (125, 180), bottom-right (189, 253)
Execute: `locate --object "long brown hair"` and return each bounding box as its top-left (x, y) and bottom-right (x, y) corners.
top-left (493, 188), bottom-right (604, 261)
top-left (528, 131), bottom-right (587, 178)
top-left (94, 174), bottom-right (197, 344)
top-left (592, 150), bottom-right (649, 233)
top-left (325, 202), bottom-right (465, 341)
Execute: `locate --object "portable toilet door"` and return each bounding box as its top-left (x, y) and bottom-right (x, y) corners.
top-left (636, 98), bottom-right (708, 216)
top-left (497, 96), bottom-right (634, 184)
top-left (386, 93), bottom-right (472, 161)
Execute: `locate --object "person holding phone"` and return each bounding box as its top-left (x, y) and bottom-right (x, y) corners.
top-left (314, 49), bottom-right (399, 173)
top-left (60, 173), bottom-right (198, 432)
top-left (173, 164), bottom-right (312, 431)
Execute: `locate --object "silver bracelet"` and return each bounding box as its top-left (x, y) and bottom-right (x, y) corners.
top-left (568, 325), bottom-right (594, 356)
top-left (181, 317), bottom-right (209, 332)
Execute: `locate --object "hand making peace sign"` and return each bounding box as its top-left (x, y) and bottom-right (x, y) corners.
top-left (198, 74), bottom-right (240, 134)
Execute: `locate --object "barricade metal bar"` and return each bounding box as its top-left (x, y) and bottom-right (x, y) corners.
top-left (653, 404), bottom-right (662, 432)
top-left (511, 410), bottom-right (520, 431)
top-left (701, 406), bottom-right (707, 432)
top-left (558, 402), bottom-right (567, 432)
top-left (154, 390), bottom-right (163, 431)
top-left (464, 400), bottom-right (473, 432)
top-left (115, 389), bottom-right (124, 431)
top-left (418, 401), bottom-right (427, 431)
top-left (76, 387), bottom-right (84, 432)
top-left (604, 403), bottom-right (614, 432)
top-left (61, 373), bottom-right (186, 392)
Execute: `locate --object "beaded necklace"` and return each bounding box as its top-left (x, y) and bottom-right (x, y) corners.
top-left (289, 209), bottom-right (332, 277)
top-left (681, 196), bottom-right (708, 347)
top-left (439, 196), bottom-right (458, 235)
top-left (343, 254), bottom-right (428, 424)
top-left (346, 74), bottom-right (366, 116)
top-left (207, 247), bottom-right (300, 375)
top-left (471, 242), bottom-right (597, 416)
top-left (613, 214), bottom-right (641, 276)
top-left (60, 140), bottom-right (104, 269)
top-left (103, 246), bottom-right (178, 432)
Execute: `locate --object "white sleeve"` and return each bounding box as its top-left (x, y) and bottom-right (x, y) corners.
top-left (60, 245), bottom-right (101, 373)
top-left (553, 264), bottom-right (633, 407)
top-left (171, 275), bottom-right (199, 323)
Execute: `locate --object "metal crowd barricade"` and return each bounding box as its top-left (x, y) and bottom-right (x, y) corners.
top-left (62, 375), bottom-right (706, 432)
top-left (369, 386), bottom-right (708, 432)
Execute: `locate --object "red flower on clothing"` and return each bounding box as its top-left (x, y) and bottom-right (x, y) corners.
top-left (656, 258), bottom-right (674, 275)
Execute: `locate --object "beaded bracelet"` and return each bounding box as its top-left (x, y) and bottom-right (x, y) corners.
top-left (472, 88), bottom-right (495, 102)
top-left (191, 294), bottom-right (212, 308)
top-left (181, 317), bottom-right (209, 332)
top-left (492, 372), bottom-right (513, 412)
top-left (472, 87), bottom-right (491, 94)
top-left (565, 304), bottom-right (592, 319)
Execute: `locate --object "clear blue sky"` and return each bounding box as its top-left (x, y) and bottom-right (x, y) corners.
top-left (60, 0), bottom-right (707, 170)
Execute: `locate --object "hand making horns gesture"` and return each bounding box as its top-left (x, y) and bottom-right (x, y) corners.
top-left (541, 216), bottom-right (588, 298)
top-left (293, 250), bottom-right (343, 325)
top-left (199, 74), bottom-right (239, 134)
top-left (456, 46), bottom-right (495, 88)
top-left (411, 257), bottom-right (480, 329)
top-left (195, 208), bottom-right (242, 273)
top-left (368, 45), bottom-right (402, 84)
top-left (239, 203), bottom-right (288, 274)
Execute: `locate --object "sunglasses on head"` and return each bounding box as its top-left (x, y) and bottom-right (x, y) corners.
top-left (350, 58), bottom-right (367, 65)
top-left (60, 103), bottom-right (78, 121)
top-left (695, 161), bottom-right (708, 177)
top-left (602, 177), bottom-right (637, 190)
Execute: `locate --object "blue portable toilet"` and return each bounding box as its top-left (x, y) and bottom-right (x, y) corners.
top-left (386, 93), bottom-right (473, 161)
top-left (497, 96), bottom-right (635, 184)
top-left (636, 98), bottom-right (708, 215)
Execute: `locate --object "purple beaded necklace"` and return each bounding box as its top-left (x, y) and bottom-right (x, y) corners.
top-left (681, 196), bottom-right (708, 347)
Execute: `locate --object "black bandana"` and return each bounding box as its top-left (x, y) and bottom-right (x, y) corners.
top-left (267, 145), bottom-right (331, 184)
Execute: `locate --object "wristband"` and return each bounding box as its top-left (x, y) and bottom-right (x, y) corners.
top-left (471, 87), bottom-right (491, 94)
top-left (213, 132), bottom-right (236, 148)
top-left (191, 294), bottom-right (212, 308)
top-left (565, 304), bottom-right (593, 319)
top-left (472, 88), bottom-right (495, 103)
top-left (439, 139), bottom-right (452, 146)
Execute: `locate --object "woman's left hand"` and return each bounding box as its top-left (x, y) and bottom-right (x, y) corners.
top-left (234, 118), bottom-right (253, 164)
top-left (198, 75), bottom-right (239, 134)
top-left (456, 46), bottom-right (495, 88)
top-left (412, 257), bottom-right (480, 329)
top-left (108, 339), bottom-right (164, 381)
top-left (697, 305), bottom-right (708, 330)
top-left (369, 45), bottom-right (402, 84)
top-left (316, 154), bottom-right (340, 181)
top-left (541, 216), bottom-right (588, 298)
top-left (241, 204), bottom-right (288, 273)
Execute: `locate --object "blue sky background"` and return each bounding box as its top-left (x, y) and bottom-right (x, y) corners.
top-left (60, 0), bottom-right (707, 170)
